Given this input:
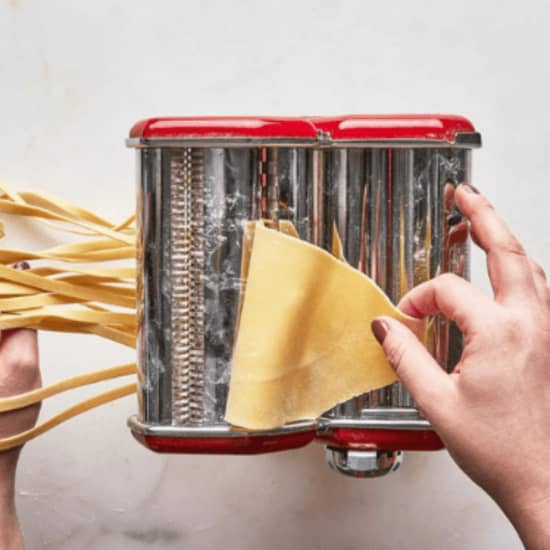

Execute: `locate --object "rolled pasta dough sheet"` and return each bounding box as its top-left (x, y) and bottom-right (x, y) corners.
top-left (225, 222), bottom-right (426, 430)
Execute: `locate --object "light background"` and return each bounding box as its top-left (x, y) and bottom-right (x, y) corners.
top-left (1, 0), bottom-right (547, 548)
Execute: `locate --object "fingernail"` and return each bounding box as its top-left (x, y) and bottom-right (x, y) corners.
top-left (12, 261), bottom-right (30, 271)
top-left (371, 319), bottom-right (390, 345)
top-left (459, 183), bottom-right (480, 194)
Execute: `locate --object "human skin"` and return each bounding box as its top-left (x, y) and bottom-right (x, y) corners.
top-left (372, 184), bottom-right (550, 549)
top-left (0, 327), bottom-right (40, 550)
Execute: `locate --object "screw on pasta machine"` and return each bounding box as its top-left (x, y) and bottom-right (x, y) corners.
top-left (325, 448), bottom-right (403, 478)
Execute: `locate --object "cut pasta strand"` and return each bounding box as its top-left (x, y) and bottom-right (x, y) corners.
top-left (0, 199), bottom-right (133, 245)
top-left (0, 184), bottom-right (139, 450)
top-left (0, 383), bottom-right (137, 451)
top-left (0, 363), bottom-right (137, 412)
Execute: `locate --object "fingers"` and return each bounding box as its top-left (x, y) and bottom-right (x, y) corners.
top-left (0, 329), bottom-right (39, 366)
top-left (528, 258), bottom-right (549, 303)
top-left (0, 259), bottom-right (40, 391)
top-left (1, 259), bottom-right (39, 371)
top-left (0, 329), bottom-right (40, 394)
top-left (398, 273), bottom-right (493, 336)
top-left (371, 317), bottom-right (453, 422)
top-left (455, 185), bottom-right (537, 305)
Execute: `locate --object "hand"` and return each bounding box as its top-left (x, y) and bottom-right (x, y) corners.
top-left (0, 307), bottom-right (40, 549)
top-left (371, 184), bottom-right (550, 549)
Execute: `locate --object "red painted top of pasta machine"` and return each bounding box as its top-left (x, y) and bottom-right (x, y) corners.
top-left (129, 115), bottom-right (477, 143)
top-left (129, 116), bottom-right (318, 140)
top-left (312, 114), bottom-right (476, 142)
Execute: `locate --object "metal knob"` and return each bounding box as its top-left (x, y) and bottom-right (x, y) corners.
top-left (325, 447), bottom-right (403, 478)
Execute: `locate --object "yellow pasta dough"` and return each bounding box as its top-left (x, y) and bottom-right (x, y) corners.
top-left (225, 222), bottom-right (426, 430)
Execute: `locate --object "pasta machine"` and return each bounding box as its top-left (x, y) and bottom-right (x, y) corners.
top-left (126, 115), bottom-right (481, 477)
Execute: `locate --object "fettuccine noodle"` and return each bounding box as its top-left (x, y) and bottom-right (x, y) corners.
top-left (0, 183), bottom-right (137, 451)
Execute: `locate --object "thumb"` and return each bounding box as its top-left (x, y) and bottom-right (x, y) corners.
top-left (371, 317), bottom-right (453, 423)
